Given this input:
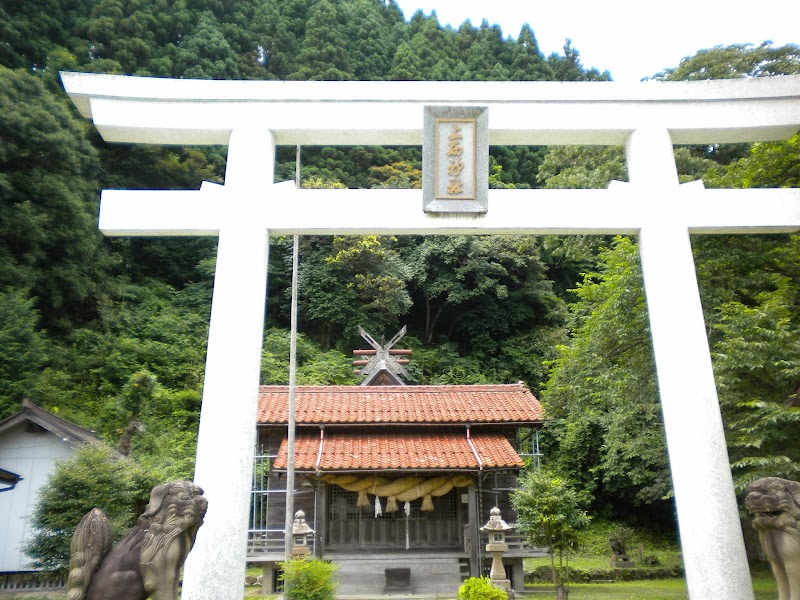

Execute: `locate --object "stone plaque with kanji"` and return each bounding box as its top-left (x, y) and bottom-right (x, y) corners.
top-left (423, 106), bottom-right (488, 213)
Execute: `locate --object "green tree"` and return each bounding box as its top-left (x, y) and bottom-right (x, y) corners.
top-left (0, 289), bottom-right (47, 418)
top-left (538, 42), bottom-right (800, 519)
top-left (696, 134), bottom-right (800, 491)
top-left (462, 21), bottom-right (510, 81)
top-left (249, 0), bottom-right (297, 79)
top-left (537, 146), bottom-right (627, 189)
top-left (24, 444), bottom-right (156, 572)
top-left (405, 235), bottom-right (562, 354)
top-left (174, 12), bottom-right (240, 79)
top-left (81, 0), bottom-right (156, 75)
top-left (704, 134), bottom-right (800, 190)
top-left (299, 234), bottom-right (411, 348)
top-left (389, 41), bottom-right (424, 81)
top-left (509, 25), bottom-right (552, 81)
top-left (547, 39), bottom-right (610, 82)
top-left (0, 68), bottom-right (111, 333)
top-left (0, 0), bottom-right (93, 70)
top-left (368, 160), bottom-right (421, 189)
top-left (405, 13), bottom-right (458, 78)
top-left (711, 287), bottom-right (800, 490)
top-left (326, 235), bottom-right (412, 329)
top-left (345, 0), bottom-right (397, 80)
top-left (653, 41), bottom-right (800, 81)
top-left (403, 338), bottom-right (493, 385)
top-left (279, 0), bottom-right (314, 41)
top-left (261, 328), bottom-right (357, 385)
top-left (290, 0), bottom-right (354, 81)
top-left (512, 469), bottom-right (590, 598)
top-left (542, 237), bottom-right (670, 513)
top-left (109, 370), bottom-right (199, 479)
top-left (32, 280), bottom-right (210, 440)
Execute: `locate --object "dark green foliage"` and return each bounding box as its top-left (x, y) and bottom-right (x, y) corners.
top-left (510, 25), bottom-right (552, 81)
top-left (24, 444), bottom-right (157, 572)
top-left (345, 0), bottom-right (399, 80)
top-left (175, 12), bottom-right (241, 79)
top-left (261, 328), bottom-right (358, 385)
top-left (404, 235), bottom-right (564, 354)
top-left (297, 234), bottom-right (411, 348)
top-left (0, 289), bottom-right (48, 418)
top-left (280, 557), bottom-right (338, 600)
top-left (389, 41), bottom-right (424, 80)
top-left (695, 137), bottom-right (800, 491)
top-left (461, 21), bottom-right (511, 81)
top-left (537, 146), bottom-right (627, 189)
top-left (0, 67), bottom-right (111, 333)
top-left (542, 238), bottom-right (671, 513)
top-left (289, 0), bottom-right (354, 81)
top-left (249, 0), bottom-right (298, 79)
top-left (0, 0), bottom-right (93, 70)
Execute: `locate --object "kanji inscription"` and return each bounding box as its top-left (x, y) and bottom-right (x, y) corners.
top-left (423, 106), bottom-right (488, 214)
top-left (438, 119), bottom-right (474, 199)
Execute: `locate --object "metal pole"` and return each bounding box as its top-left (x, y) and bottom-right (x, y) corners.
top-left (284, 235), bottom-right (299, 560)
top-left (295, 145), bottom-right (301, 188)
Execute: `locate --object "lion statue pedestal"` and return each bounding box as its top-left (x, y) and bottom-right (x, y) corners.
top-left (745, 477), bottom-right (800, 600)
top-left (67, 480), bottom-right (208, 600)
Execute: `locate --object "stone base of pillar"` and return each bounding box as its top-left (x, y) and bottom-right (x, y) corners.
top-left (261, 563), bottom-right (276, 595)
top-left (489, 578), bottom-right (511, 594)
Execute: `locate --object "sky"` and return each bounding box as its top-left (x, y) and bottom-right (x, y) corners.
top-left (393, 0), bottom-right (800, 83)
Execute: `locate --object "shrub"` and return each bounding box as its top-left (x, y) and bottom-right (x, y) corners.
top-left (280, 557), bottom-right (337, 600)
top-left (24, 444), bottom-right (156, 572)
top-left (457, 576), bottom-right (508, 600)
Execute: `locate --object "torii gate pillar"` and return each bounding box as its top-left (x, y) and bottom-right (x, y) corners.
top-left (179, 128), bottom-right (274, 600)
top-left (60, 72), bottom-right (800, 600)
top-left (630, 128), bottom-right (752, 593)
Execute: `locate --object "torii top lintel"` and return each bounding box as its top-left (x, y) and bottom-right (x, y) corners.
top-left (61, 72), bottom-right (800, 147)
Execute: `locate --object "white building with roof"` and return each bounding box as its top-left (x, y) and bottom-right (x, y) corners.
top-left (0, 400), bottom-right (100, 572)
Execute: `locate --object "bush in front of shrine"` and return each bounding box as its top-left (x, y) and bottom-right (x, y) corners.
top-left (280, 557), bottom-right (337, 600)
top-left (457, 576), bottom-right (508, 600)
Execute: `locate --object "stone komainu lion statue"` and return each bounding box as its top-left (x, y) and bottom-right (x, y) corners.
top-left (745, 477), bottom-right (800, 600)
top-left (67, 480), bottom-right (208, 600)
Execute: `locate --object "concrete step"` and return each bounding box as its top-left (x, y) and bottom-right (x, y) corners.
top-left (333, 556), bottom-right (465, 596)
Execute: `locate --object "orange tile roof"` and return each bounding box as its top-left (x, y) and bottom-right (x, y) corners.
top-left (273, 430), bottom-right (524, 471)
top-left (257, 383), bottom-right (543, 425)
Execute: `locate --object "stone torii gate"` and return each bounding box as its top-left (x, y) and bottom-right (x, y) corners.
top-left (61, 72), bottom-right (800, 600)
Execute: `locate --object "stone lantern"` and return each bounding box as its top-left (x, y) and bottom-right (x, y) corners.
top-left (291, 510), bottom-right (314, 557)
top-left (480, 507), bottom-right (513, 593)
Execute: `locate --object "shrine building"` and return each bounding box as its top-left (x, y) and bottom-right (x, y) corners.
top-left (247, 335), bottom-right (546, 595)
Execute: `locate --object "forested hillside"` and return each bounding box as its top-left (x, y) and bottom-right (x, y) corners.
top-left (1, 0), bottom-right (799, 537)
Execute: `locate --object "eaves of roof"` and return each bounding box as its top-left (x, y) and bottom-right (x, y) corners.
top-left (273, 429), bottom-right (524, 472)
top-left (258, 383), bottom-right (544, 425)
top-left (0, 399), bottom-right (100, 446)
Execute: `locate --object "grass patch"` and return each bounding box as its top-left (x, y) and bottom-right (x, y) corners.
top-left (524, 549), bottom-right (683, 572)
top-left (524, 568), bottom-right (776, 600)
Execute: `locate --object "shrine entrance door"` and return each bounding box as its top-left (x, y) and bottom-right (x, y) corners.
top-left (326, 486), bottom-right (464, 550)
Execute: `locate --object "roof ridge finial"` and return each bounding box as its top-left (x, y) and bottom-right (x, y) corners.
top-left (352, 326), bottom-right (412, 386)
